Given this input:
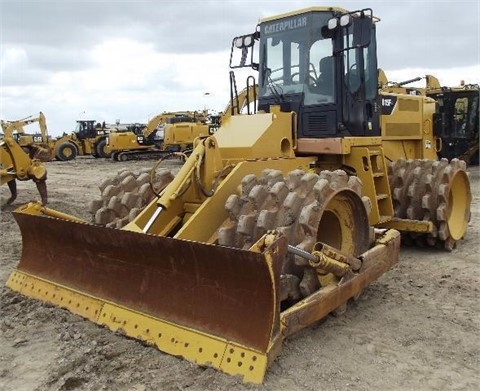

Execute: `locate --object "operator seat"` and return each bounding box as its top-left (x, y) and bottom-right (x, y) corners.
top-left (316, 56), bottom-right (334, 97)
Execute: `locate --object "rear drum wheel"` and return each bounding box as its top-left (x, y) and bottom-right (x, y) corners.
top-left (388, 158), bottom-right (471, 250)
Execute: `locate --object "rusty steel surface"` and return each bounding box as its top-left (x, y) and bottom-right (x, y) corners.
top-left (13, 212), bottom-right (280, 352)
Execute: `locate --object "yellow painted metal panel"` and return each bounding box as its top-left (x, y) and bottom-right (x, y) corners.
top-left (6, 271), bottom-right (104, 322)
top-left (7, 270), bottom-right (271, 383)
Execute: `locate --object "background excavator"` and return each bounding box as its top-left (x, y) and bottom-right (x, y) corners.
top-left (106, 111), bottom-right (211, 161)
top-left (106, 87), bottom-right (258, 163)
top-left (6, 6), bottom-right (471, 384)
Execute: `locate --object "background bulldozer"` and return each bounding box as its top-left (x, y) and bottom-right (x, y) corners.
top-left (6, 6), bottom-right (471, 384)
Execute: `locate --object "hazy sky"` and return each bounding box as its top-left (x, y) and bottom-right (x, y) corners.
top-left (1, 0), bottom-right (479, 136)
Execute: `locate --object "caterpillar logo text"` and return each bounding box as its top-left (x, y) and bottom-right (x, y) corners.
top-left (264, 16), bottom-right (307, 34)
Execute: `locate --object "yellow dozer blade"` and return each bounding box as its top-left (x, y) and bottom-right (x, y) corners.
top-left (7, 207), bottom-right (286, 383)
top-left (7, 203), bottom-right (400, 383)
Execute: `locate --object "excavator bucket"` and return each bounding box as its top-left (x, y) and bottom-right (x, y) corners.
top-left (6, 207), bottom-right (285, 383)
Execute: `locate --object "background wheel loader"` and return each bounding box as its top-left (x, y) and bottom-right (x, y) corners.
top-left (1, 136), bottom-right (47, 205)
top-left (6, 6), bottom-right (471, 384)
top-left (53, 119), bottom-right (121, 161)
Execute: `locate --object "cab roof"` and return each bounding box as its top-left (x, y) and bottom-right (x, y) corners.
top-left (259, 6), bottom-right (348, 24)
top-left (259, 7), bottom-right (380, 24)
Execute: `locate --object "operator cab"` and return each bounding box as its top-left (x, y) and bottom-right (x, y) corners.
top-left (230, 7), bottom-right (380, 141)
top-left (428, 87), bottom-right (479, 161)
top-left (75, 120), bottom-right (98, 139)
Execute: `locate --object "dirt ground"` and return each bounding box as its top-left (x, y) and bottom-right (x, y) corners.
top-left (0, 157), bottom-right (478, 391)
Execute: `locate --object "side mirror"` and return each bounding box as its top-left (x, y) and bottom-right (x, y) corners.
top-left (352, 15), bottom-right (372, 48)
top-left (229, 32), bottom-right (259, 69)
top-left (328, 10), bottom-right (373, 50)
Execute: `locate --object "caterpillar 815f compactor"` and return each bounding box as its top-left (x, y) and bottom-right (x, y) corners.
top-left (6, 6), bottom-right (471, 383)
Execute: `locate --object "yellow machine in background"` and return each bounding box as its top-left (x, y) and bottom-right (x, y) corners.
top-left (379, 70), bottom-right (479, 165)
top-left (160, 86), bottom-right (259, 154)
top-left (107, 87), bottom-right (258, 162)
top-left (1, 114), bottom-right (121, 161)
top-left (427, 82), bottom-right (479, 165)
top-left (1, 136), bottom-right (47, 205)
top-left (6, 6), bottom-right (471, 384)
top-left (105, 118), bottom-right (159, 161)
top-left (107, 111), bottom-right (215, 161)
top-left (1, 112), bottom-right (53, 162)
top-left (106, 111), bottom-right (203, 161)
top-left (163, 112), bottom-right (214, 152)
top-left (53, 119), bottom-right (120, 160)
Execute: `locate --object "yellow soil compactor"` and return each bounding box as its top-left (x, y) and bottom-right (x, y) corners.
top-left (6, 6), bottom-right (471, 383)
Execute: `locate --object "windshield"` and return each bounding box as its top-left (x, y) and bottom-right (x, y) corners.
top-left (259, 12), bottom-right (334, 105)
